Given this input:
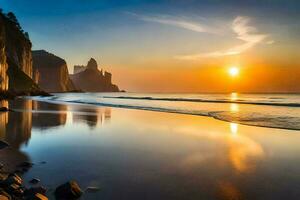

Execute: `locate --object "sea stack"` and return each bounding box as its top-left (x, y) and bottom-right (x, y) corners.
top-left (70, 58), bottom-right (119, 92)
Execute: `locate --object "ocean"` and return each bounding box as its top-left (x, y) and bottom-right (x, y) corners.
top-left (31, 92), bottom-right (300, 131)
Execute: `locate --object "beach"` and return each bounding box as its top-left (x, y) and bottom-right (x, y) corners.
top-left (0, 96), bottom-right (300, 199)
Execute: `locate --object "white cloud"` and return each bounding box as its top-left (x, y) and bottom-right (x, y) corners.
top-left (128, 12), bottom-right (218, 34)
top-left (176, 16), bottom-right (271, 60)
top-left (129, 13), bottom-right (272, 60)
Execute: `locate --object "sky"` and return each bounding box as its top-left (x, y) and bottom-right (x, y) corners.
top-left (1, 0), bottom-right (300, 93)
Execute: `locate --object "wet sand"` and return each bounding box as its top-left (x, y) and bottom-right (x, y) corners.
top-left (1, 98), bottom-right (300, 199)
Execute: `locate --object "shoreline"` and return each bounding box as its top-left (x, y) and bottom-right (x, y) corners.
top-left (28, 95), bottom-right (300, 131)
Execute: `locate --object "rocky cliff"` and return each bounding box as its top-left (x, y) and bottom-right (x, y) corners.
top-left (32, 50), bottom-right (76, 92)
top-left (0, 11), bottom-right (39, 93)
top-left (70, 58), bottom-right (119, 92)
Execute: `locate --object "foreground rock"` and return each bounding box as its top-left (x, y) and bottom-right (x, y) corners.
top-left (29, 178), bottom-right (40, 184)
top-left (0, 141), bottom-right (9, 150)
top-left (55, 181), bottom-right (83, 199)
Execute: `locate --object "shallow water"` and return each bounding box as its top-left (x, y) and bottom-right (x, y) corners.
top-left (1, 99), bottom-right (300, 199)
top-left (31, 93), bottom-right (300, 130)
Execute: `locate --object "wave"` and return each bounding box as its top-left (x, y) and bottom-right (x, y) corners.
top-left (30, 96), bottom-right (300, 131)
top-left (103, 96), bottom-right (300, 107)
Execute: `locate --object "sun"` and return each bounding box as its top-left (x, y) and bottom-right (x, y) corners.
top-left (228, 67), bottom-right (239, 77)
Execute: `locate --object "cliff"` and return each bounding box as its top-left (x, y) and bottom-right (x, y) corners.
top-left (70, 58), bottom-right (119, 92)
top-left (0, 11), bottom-right (40, 93)
top-left (32, 50), bottom-right (76, 92)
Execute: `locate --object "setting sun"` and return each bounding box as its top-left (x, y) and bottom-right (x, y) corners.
top-left (229, 67), bottom-right (239, 77)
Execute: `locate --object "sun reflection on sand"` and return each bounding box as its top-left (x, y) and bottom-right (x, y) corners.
top-left (172, 116), bottom-right (264, 173)
top-left (228, 122), bottom-right (264, 172)
top-left (230, 123), bottom-right (238, 136)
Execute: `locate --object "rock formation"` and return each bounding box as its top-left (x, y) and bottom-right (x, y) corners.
top-left (32, 50), bottom-right (76, 92)
top-left (70, 58), bottom-right (119, 92)
top-left (0, 11), bottom-right (40, 93)
top-left (73, 65), bottom-right (85, 74)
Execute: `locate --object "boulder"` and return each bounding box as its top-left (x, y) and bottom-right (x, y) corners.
top-left (26, 193), bottom-right (48, 200)
top-left (24, 186), bottom-right (47, 196)
top-left (0, 190), bottom-right (11, 200)
top-left (55, 181), bottom-right (83, 199)
top-left (17, 161), bottom-right (33, 168)
top-left (0, 141), bottom-right (9, 150)
top-left (0, 195), bottom-right (10, 200)
top-left (29, 178), bottom-right (40, 184)
top-left (0, 174), bottom-right (22, 186)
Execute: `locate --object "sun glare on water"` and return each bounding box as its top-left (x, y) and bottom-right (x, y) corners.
top-left (229, 67), bottom-right (239, 77)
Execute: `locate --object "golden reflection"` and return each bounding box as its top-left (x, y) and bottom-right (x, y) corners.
top-left (230, 123), bottom-right (238, 136)
top-left (230, 92), bottom-right (238, 101)
top-left (167, 114), bottom-right (264, 173)
top-left (230, 103), bottom-right (239, 112)
top-left (0, 101), bottom-right (8, 139)
top-left (227, 122), bottom-right (264, 172)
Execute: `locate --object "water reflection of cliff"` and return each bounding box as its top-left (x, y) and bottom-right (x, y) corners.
top-left (0, 100), bottom-right (68, 148)
top-left (0, 99), bottom-right (112, 149)
top-left (72, 107), bottom-right (111, 128)
top-left (0, 100), bottom-right (31, 171)
top-left (0, 100), bottom-right (32, 149)
top-left (32, 101), bottom-right (67, 129)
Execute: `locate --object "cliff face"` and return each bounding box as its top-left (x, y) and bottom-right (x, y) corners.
top-left (32, 50), bottom-right (76, 92)
top-left (0, 15), bottom-right (9, 90)
top-left (0, 12), bottom-right (39, 92)
top-left (70, 58), bottom-right (119, 92)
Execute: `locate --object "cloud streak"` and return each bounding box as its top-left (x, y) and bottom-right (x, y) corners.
top-left (176, 16), bottom-right (270, 60)
top-left (129, 12), bottom-right (218, 34)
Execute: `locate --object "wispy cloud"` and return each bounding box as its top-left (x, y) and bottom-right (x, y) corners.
top-left (128, 12), bottom-right (218, 34)
top-left (176, 16), bottom-right (270, 60)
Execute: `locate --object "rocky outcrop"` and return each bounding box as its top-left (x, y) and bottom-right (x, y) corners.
top-left (0, 11), bottom-right (40, 93)
top-left (32, 50), bottom-right (76, 92)
top-left (70, 58), bottom-right (119, 92)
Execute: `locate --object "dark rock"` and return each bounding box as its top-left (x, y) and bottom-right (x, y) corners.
top-left (0, 174), bottom-right (22, 186)
top-left (0, 107), bottom-right (9, 112)
top-left (6, 183), bottom-right (24, 196)
top-left (0, 189), bottom-right (11, 200)
top-left (0, 194), bottom-right (10, 200)
top-left (29, 178), bottom-right (40, 184)
top-left (55, 180), bottom-right (83, 199)
top-left (17, 161), bottom-right (33, 168)
top-left (27, 193), bottom-right (48, 200)
top-left (39, 161), bottom-right (46, 165)
top-left (24, 186), bottom-right (47, 197)
top-left (13, 169), bottom-right (23, 175)
top-left (70, 58), bottom-right (120, 92)
top-left (0, 140), bottom-right (9, 150)
top-left (85, 186), bottom-right (101, 193)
